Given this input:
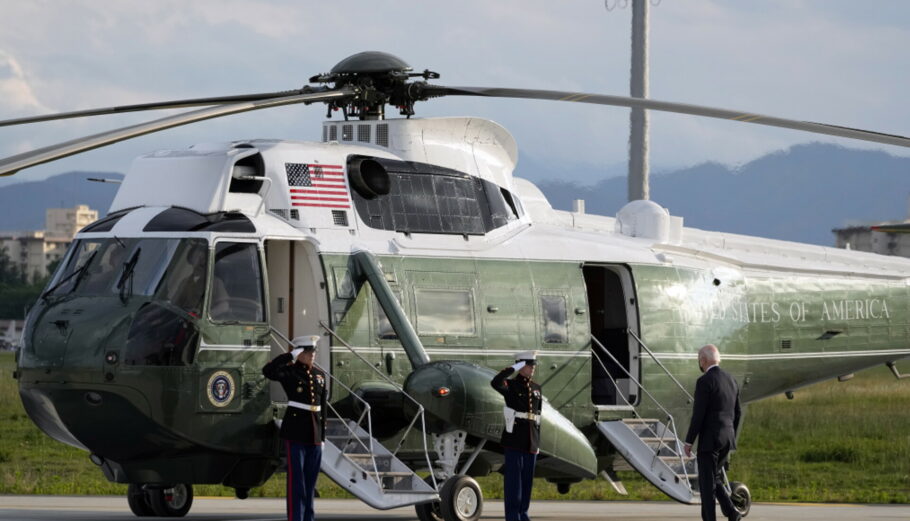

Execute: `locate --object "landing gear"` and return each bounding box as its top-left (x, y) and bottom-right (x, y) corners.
top-left (126, 483), bottom-right (194, 517)
top-left (730, 481), bottom-right (751, 517)
top-left (415, 498), bottom-right (444, 521)
top-left (126, 484), bottom-right (155, 517)
top-left (415, 476), bottom-right (443, 521)
top-left (439, 476), bottom-right (483, 521)
top-left (415, 475), bottom-right (483, 521)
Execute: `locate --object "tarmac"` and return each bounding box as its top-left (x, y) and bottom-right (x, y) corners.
top-left (1, 496), bottom-right (909, 521)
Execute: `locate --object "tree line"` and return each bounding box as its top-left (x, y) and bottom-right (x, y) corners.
top-left (0, 246), bottom-right (58, 320)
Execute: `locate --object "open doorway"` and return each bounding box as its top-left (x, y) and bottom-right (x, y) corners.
top-left (264, 240), bottom-right (328, 401)
top-left (583, 265), bottom-right (639, 407)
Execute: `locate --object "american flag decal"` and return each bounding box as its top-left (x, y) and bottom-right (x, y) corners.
top-left (285, 162), bottom-right (349, 209)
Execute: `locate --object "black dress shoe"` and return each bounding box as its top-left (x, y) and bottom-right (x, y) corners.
top-left (727, 513), bottom-right (742, 521)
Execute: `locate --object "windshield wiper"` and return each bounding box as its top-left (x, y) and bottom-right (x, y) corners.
top-left (117, 248), bottom-right (141, 303)
top-left (41, 250), bottom-right (98, 301)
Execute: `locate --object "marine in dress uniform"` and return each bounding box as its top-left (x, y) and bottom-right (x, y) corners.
top-left (491, 350), bottom-right (543, 521)
top-left (262, 335), bottom-right (328, 521)
top-left (684, 344), bottom-right (742, 521)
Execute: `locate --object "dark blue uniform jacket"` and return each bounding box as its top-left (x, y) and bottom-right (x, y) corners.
top-left (263, 352), bottom-right (328, 445)
top-left (491, 367), bottom-right (543, 454)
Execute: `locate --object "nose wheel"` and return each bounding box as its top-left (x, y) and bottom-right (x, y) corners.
top-left (440, 476), bottom-right (483, 521)
top-left (415, 475), bottom-right (483, 521)
top-left (126, 483), bottom-right (194, 517)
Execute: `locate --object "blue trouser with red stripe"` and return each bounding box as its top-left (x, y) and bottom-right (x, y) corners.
top-left (503, 448), bottom-right (537, 521)
top-left (286, 440), bottom-right (321, 521)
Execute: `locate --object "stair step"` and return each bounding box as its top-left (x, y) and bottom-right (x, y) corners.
top-left (659, 455), bottom-right (694, 463)
top-left (639, 435), bottom-right (677, 441)
top-left (343, 454), bottom-right (393, 471)
top-left (368, 471), bottom-right (414, 477)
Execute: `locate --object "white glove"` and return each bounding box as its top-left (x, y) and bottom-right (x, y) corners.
top-left (511, 361), bottom-right (526, 371)
top-left (290, 348), bottom-right (304, 359)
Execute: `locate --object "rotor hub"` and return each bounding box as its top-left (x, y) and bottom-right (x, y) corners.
top-left (309, 51), bottom-right (440, 120)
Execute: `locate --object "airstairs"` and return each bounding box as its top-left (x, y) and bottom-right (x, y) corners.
top-left (592, 334), bottom-right (700, 504)
top-left (270, 328), bottom-right (438, 510)
top-left (597, 417), bottom-right (698, 503)
top-left (321, 418), bottom-right (437, 509)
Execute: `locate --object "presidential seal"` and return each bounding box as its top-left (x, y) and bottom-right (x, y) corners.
top-left (207, 371), bottom-right (236, 408)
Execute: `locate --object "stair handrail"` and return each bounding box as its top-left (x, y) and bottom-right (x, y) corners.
top-left (591, 336), bottom-right (693, 487)
top-left (269, 328), bottom-right (382, 487)
top-left (318, 320), bottom-right (438, 492)
top-left (626, 329), bottom-right (694, 403)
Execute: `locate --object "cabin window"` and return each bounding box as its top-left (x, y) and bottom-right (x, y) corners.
top-left (209, 242), bottom-right (265, 323)
top-left (415, 289), bottom-right (475, 336)
top-left (540, 294), bottom-right (568, 344)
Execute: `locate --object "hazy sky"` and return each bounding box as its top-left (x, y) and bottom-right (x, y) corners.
top-left (0, 0), bottom-right (908, 186)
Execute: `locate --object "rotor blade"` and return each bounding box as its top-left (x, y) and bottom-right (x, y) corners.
top-left (427, 86), bottom-right (910, 149)
top-left (0, 90), bottom-right (313, 128)
top-left (0, 87), bottom-right (354, 177)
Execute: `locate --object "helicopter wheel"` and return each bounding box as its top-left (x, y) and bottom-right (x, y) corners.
top-left (415, 476), bottom-right (443, 521)
top-left (147, 483), bottom-right (194, 517)
top-left (439, 476), bottom-right (483, 521)
top-left (126, 483), bottom-right (155, 517)
top-left (730, 481), bottom-right (751, 517)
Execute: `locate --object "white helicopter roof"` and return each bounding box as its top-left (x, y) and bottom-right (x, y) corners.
top-left (99, 114), bottom-right (910, 283)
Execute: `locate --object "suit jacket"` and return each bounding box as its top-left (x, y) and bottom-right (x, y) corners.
top-left (262, 353), bottom-right (328, 444)
top-left (684, 365), bottom-right (741, 453)
top-left (491, 367), bottom-right (543, 454)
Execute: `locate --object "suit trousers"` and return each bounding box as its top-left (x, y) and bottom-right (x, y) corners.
top-left (696, 445), bottom-right (736, 521)
top-left (503, 448), bottom-right (537, 521)
top-left (286, 440), bottom-right (322, 521)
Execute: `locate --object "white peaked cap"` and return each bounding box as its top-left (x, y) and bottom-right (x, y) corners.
top-left (514, 350), bottom-right (538, 361)
top-left (291, 335), bottom-right (321, 349)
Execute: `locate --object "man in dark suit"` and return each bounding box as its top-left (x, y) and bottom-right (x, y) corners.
top-left (684, 344), bottom-right (742, 521)
top-left (263, 335), bottom-right (327, 521)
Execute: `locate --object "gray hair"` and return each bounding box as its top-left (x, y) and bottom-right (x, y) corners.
top-left (699, 344), bottom-right (721, 365)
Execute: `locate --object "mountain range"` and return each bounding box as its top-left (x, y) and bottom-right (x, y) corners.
top-left (520, 143), bottom-right (909, 246)
top-left (0, 143), bottom-right (907, 246)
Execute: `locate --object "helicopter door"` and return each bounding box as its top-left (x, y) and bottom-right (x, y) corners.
top-left (264, 240), bottom-right (328, 401)
top-left (583, 265), bottom-right (640, 407)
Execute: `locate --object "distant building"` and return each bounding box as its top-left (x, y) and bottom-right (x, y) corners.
top-left (0, 231), bottom-right (70, 282)
top-left (46, 204), bottom-right (98, 238)
top-left (0, 204), bottom-right (98, 282)
top-left (833, 199), bottom-right (910, 258)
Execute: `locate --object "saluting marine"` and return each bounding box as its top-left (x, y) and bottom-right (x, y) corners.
top-left (262, 335), bottom-right (328, 521)
top-left (491, 350), bottom-right (543, 521)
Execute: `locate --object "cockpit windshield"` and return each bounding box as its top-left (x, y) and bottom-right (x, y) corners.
top-left (44, 238), bottom-right (208, 313)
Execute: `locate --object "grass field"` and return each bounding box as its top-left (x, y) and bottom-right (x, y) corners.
top-left (1, 351), bottom-right (908, 503)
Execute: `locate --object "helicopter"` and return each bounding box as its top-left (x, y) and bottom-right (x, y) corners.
top-left (5, 51), bottom-right (910, 520)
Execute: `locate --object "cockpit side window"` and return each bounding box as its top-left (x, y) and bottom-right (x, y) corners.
top-left (157, 239), bottom-right (208, 315)
top-left (209, 242), bottom-right (265, 323)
